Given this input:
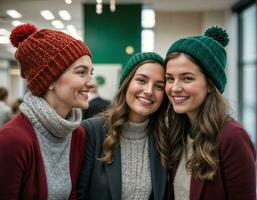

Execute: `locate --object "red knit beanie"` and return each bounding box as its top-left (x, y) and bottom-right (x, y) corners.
top-left (10, 23), bottom-right (92, 96)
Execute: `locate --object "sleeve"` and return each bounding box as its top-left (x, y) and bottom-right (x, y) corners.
top-left (219, 121), bottom-right (256, 200)
top-left (0, 127), bottom-right (26, 200)
top-left (77, 119), bottom-right (96, 200)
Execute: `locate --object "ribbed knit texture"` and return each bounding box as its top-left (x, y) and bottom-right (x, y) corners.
top-left (174, 136), bottom-right (193, 200)
top-left (119, 52), bottom-right (164, 86)
top-left (19, 92), bottom-right (82, 200)
top-left (120, 119), bottom-right (152, 200)
top-left (10, 24), bottom-right (92, 96)
top-left (166, 26), bottom-right (229, 93)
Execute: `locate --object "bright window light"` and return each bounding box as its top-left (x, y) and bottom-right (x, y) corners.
top-left (0, 29), bottom-right (10, 36)
top-left (142, 9), bottom-right (155, 28)
top-left (0, 36), bottom-right (9, 44)
top-left (6, 10), bottom-right (22, 19)
top-left (40, 10), bottom-right (55, 20)
top-left (58, 10), bottom-right (71, 20)
top-left (141, 29), bottom-right (154, 52)
top-left (51, 20), bottom-right (64, 29)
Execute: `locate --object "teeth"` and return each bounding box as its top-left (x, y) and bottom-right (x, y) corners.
top-left (80, 91), bottom-right (87, 95)
top-left (174, 96), bottom-right (187, 101)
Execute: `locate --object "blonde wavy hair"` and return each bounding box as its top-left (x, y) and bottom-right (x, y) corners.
top-left (99, 60), bottom-right (170, 168)
top-left (167, 53), bottom-right (230, 180)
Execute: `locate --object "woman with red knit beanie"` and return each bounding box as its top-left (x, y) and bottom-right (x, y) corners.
top-left (0, 23), bottom-right (95, 200)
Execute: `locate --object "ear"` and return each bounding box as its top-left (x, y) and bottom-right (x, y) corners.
top-left (48, 84), bottom-right (54, 90)
top-left (207, 84), bottom-right (212, 93)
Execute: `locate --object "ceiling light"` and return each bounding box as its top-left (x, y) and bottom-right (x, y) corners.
top-left (40, 10), bottom-right (55, 20)
top-left (65, 0), bottom-right (72, 4)
top-left (12, 20), bottom-right (23, 27)
top-left (6, 10), bottom-right (22, 19)
top-left (96, 3), bottom-right (103, 15)
top-left (58, 10), bottom-right (71, 20)
top-left (51, 20), bottom-right (64, 29)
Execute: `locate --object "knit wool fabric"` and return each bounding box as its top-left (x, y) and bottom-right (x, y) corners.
top-left (166, 27), bottom-right (229, 93)
top-left (19, 92), bottom-right (82, 200)
top-left (10, 23), bottom-right (92, 96)
top-left (120, 119), bottom-right (152, 200)
top-left (119, 52), bottom-right (164, 86)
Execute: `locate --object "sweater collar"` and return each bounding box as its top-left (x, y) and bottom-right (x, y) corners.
top-left (121, 119), bottom-right (149, 140)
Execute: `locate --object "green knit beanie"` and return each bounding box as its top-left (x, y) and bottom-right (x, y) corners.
top-left (119, 52), bottom-right (165, 86)
top-left (165, 26), bottom-right (229, 93)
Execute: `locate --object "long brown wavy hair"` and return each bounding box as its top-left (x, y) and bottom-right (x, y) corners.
top-left (167, 53), bottom-right (231, 180)
top-left (99, 60), bottom-right (170, 168)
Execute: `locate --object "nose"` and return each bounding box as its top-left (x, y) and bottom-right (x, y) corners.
top-left (86, 76), bottom-right (96, 89)
top-left (144, 83), bottom-right (154, 95)
top-left (172, 80), bottom-right (182, 92)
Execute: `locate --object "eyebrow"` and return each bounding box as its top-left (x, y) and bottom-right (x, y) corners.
top-left (166, 72), bottom-right (196, 76)
top-left (135, 74), bottom-right (165, 84)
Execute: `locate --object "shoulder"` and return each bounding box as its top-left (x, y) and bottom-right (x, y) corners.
top-left (219, 118), bottom-right (255, 156)
top-left (0, 113), bottom-right (35, 144)
top-left (0, 113), bottom-right (38, 161)
top-left (81, 116), bottom-right (106, 129)
top-left (219, 118), bottom-right (252, 143)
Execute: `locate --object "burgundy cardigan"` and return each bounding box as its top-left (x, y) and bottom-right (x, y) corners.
top-left (0, 113), bottom-right (86, 200)
top-left (167, 118), bottom-right (256, 200)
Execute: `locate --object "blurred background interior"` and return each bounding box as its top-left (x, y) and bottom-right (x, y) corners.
top-left (0, 0), bottom-right (256, 147)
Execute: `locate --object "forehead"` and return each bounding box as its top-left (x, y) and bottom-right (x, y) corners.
top-left (166, 55), bottom-right (202, 74)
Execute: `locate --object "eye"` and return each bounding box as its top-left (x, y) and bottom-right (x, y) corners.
top-left (183, 76), bottom-right (193, 82)
top-left (136, 78), bottom-right (145, 84)
top-left (166, 76), bottom-right (174, 83)
top-left (155, 84), bottom-right (164, 90)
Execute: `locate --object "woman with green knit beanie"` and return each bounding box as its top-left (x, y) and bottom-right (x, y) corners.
top-left (78, 52), bottom-right (169, 200)
top-left (165, 26), bottom-right (256, 200)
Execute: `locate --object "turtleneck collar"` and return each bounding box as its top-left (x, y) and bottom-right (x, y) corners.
top-left (121, 119), bottom-right (149, 140)
top-left (20, 92), bottom-right (82, 138)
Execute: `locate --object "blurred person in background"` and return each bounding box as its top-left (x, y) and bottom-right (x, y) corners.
top-left (165, 26), bottom-right (256, 200)
top-left (78, 52), bottom-right (169, 200)
top-left (0, 86), bottom-right (12, 126)
top-left (0, 23), bottom-right (95, 200)
top-left (11, 98), bottom-right (23, 118)
top-left (82, 78), bottom-right (110, 120)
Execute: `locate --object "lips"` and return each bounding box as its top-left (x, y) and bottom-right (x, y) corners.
top-left (79, 91), bottom-right (89, 99)
top-left (173, 96), bottom-right (189, 103)
top-left (136, 96), bottom-right (154, 105)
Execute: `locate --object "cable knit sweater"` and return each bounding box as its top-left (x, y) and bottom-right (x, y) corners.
top-left (120, 119), bottom-right (152, 200)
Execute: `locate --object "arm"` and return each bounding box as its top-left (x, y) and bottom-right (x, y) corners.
top-left (219, 120), bottom-right (256, 200)
top-left (77, 120), bottom-right (96, 200)
top-left (0, 127), bottom-right (25, 200)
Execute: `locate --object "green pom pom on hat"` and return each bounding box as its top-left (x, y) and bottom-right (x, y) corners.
top-left (119, 52), bottom-right (164, 86)
top-left (166, 26), bottom-right (229, 93)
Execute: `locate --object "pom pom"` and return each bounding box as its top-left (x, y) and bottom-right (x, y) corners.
top-left (10, 23), bottom-right (37, 48)
top-left (204, 26), bottom-right (229, 47)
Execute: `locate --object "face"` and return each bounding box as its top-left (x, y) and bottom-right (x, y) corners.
top-left (126, 62), bottom-right (165, 123)
top-left (165, 54), bottom-right (210, 122)
top-left (44, 55), bottom-right (95, 118)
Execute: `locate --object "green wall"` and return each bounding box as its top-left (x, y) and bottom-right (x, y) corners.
top-left (83, 4), bottom-right (142, 67)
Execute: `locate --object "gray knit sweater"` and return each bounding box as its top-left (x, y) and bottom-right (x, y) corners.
top-left (174, 136), bottom-right (193, 200)
top-left (120, 119), bottom-right (152, 200)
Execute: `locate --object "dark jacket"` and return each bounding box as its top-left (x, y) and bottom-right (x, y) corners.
top-left (82, 97), bottom-right (110, 120)
top-left (167, 118), bottom-right (256, 200)
top-left (78, 116), bottom-right (167, 200)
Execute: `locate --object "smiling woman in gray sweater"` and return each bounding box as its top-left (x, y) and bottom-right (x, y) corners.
top-left (78, 52), bottom-right (169, 200)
